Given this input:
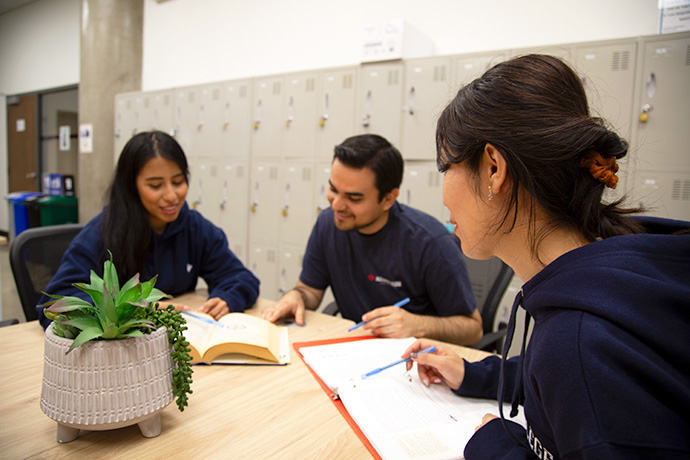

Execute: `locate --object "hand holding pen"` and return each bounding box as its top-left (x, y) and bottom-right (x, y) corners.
top-left (361, 345), bottom-right (436, 379)
top-left (348, 297), bottom-right (411, 333)
top-left (401, 339), bottom-right (466, 390)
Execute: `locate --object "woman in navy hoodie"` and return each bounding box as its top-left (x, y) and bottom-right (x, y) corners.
top-left (37, 131), bottom-right (260, 329)
top-left (403, 54), bottom-right (690, 459)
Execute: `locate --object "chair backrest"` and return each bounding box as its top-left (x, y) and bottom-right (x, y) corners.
top-left (9, 224), bottom-right (84, 321)
top-left (461, 255), bottom-right (514, 334)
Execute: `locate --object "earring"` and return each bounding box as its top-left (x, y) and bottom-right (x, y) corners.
top-left (488, 186), bottom-right (494, 201)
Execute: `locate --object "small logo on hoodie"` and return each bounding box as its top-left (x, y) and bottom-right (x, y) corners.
top-left (186, 264), bottom-right (193, 273)
top-left (368, 274), bottom-right (402, 288)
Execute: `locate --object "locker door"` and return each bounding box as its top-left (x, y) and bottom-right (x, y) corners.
top-left (279, 161), bottom-right (316, 248)
top-left (283, 72), bottom-right (319, 159)
top-left (453, 52), bottom-right (509, 90)
top-left (191, 160), bottom-right (221, 225)
top-left (314, 162), bottom-right (332, 216)
top-left (220, 80), bottom-right (252, 160)
top-left (218, 160), bottom-right (250, 264)
top-left (399, 161), bottom-right (445, 223)
top-left (252, 76), bottom-right (284, 159)
top-left (278, 244), bottom-right (304, 297)
top-left (401, 57), bottom-right (454, 160)
top-left (195, 84), bottom-right (225, 159)
top-left (575, 42), bottom-right (637, 140)
top-left (632, 34), bottom-right (690, 220)
top-left (150, 90), bottom-right (175, 136)
top-left (317, 67), bottom-right (358, 160)
top-left (173, 86), bottom-right (200, 159)
top-left (357, 62), bottom-right (404, 147)
top-left (114, 93), bottom-right (137, 158)
top-left (248, 161), bottom-right (282, 243)
top-left (248, 243), bottom-right (280, 301)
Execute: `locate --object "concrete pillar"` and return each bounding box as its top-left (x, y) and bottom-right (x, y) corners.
top-left (78, 0), bottom-right (142, 221)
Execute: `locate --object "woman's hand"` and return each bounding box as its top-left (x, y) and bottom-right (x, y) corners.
top-left (476, 414), bottom-right (498, 432)
top-left (197, 297), bottom-right (230, 320)
top-left (401, 339), bottom-right (466, 390)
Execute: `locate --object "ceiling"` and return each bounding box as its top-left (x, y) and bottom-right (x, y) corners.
top-left (0, 0), bottom-right (40, 16)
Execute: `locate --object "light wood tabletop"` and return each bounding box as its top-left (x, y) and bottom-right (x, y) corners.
top-left (0, 292), bottom-right (493, 459)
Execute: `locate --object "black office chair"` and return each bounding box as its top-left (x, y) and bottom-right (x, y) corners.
top-left (9, 223), bottom-right (84, 322)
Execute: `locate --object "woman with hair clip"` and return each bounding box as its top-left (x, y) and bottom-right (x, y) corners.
top-left (37, 130), bottom-right (260, 329)
top-left (403, 54), bottom-right (690, 459)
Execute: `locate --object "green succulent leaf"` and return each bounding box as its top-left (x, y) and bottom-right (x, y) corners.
top-left (146, 287), bottom-right (172, 304)
top-left (72, 282), bottom-right (103, 306)
top-left (100, 323), bottom-right (120, 339)
top-left (117, 273), bottom-right (141, 304)
top-left (99, 284), bottom-right (119, 326)
top-left (140, 275), bottom-right (157, 299)
top-left (46, 296), bottom-right (97, 313)
top-left (67, 327), bottom-right (105, 353)
top-left (61, 315), bottom-right (103, 332)
top-left (103, 252), bottom-right (119, 295)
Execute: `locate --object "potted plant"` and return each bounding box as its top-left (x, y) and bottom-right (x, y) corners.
top-left (39, 253), bottom-right (193, 443)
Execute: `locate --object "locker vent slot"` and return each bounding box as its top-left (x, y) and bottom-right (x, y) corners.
top-left (306, 78), bottom-right (315, 92)
top-left (686, 44), bottom-right (690, 66)
top-left (144, 97), bottom-right (150, 108)
top-left (343, 74), bottom-right (353, 89)
top-left (240, 85), bottom-right (248, 98)
top-left (612, 51), bottom-right (630, 71)
top-left (388, 70), bottom-right (400, 86)
top-left (267, 249), bottom-right (276, 263)
top-left (273, 82), bottom-right (282, 95)
top-left (187, 92), bottom-right (195, 104)
top-left (210, 165), bottom-right (218, 177)
top-left (671, 179), bottom-right (690, 201)
top-left (270, 166), bottom-right (279, 180)
top-left (213, 88), bottom-right (220, 100)
top-left (236, 165), bottom-right (245, 178)
top-left (302, 167), bottom-right (312, 182)
top-left (126, 100), bottom-right (131, 110)
top-left (164, 95), bottom-right (170, 106)
top-left (433, 65), bottom-right (447, 82)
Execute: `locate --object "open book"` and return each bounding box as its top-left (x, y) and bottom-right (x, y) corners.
top-left (182, 311), bottom-right (290, 365)
top-left (297, 337), bottom-right (524, 460)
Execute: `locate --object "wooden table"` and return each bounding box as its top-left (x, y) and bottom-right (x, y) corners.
top-left (0, 293), bottom-right (492, 459)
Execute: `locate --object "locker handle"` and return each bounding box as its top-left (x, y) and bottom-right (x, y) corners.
top-left (319, 114), bottom-right (329, 127)
top-left (361, 113), bottom-right (371, 127)
top-left (403, 86), bottom-right (416, 115)
top-left (220, 197), bottom-right (227, 209)
top-left (639, 104), bottom-right (653, 123)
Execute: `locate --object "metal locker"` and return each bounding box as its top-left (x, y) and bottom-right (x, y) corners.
top-left (248, 243), bottom-right (280, 301)
top-left (357, 62), bottom-right (404, 147)
top-left (114, 93), bottom-right (138, 159)
top-left (283, 72), bottom-right (320, 159)
top-left (401, 57), bottom-right (455, 161)
top-left (148, 90), bottom-right (175, 136)
top-left (279, 161), bottom-right (316, 248)
top-left (317, 67), bottom-right (358, 159)
top-left (220, 80), bottom-right (253, 160)
top-left (218, 160), bottom-right (250, 263)
top-left (191, 160), bottom-right (221, 225)
top-left (399, 161), bottom-right (445, 223)
top-left (173, 86), bottom-right (200, 159)
top-left (194, 84), bottom-right (225, 159)
top-left (631, 33), bottom-right (690, 220)
top-left (252, 76), bottom-right (284, 159)
top-left (278, 244), bottom-right (304, 297)
top-left (314, 162), bottom-right (332, 217)
top-left (452, 52), bottom-right (509, 90)
top-left (248, 161), bottom-right (282, 243)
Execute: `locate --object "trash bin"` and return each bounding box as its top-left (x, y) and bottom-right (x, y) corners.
top-left (6, 191), bottom-right (44, 242)
top-left (26, 195), bottom-right (79, 227)
top-left (24, 195), bottom-right (45, 228)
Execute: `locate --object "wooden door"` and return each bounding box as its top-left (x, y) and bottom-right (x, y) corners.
top-left (7, 94), bottom-right (38, 192)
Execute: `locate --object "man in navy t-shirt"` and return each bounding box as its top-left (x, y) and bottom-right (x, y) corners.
top-left (262, 134), bottom-right (481, 345)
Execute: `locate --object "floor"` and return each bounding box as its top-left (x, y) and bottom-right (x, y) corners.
top-left (1, 235), bottom-right (25, 323)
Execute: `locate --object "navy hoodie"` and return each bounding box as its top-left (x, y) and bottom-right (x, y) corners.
top-left (456, 217), bottom-right (690, 459)
top-left (37, 203), bottom-right (260, 329)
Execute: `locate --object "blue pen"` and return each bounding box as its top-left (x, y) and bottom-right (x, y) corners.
top-left (348, 297), bottom-right (411, 332)
top-left (361, 346), bottom-right (436, 379)
top-left (181, 311), bottom-right (224, 328)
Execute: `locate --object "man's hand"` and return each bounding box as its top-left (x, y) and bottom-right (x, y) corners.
top-left (261, 289), bottom-right (307, 325)
top-left (361, 306), bottom-right (418, 338)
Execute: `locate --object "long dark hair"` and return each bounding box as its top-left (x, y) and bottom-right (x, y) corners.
top-left (102, 131), bottom-right (189, 281)
top-left (333, 134), bottom-right (404, 202)
top-left (436, 54), bottom-right (643, 261)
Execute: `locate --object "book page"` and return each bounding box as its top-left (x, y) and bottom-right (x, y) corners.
top-left (299, 338), bottom-right (525, 460)
top-left (181, 313), bottom-right (215, 361)
top-left (210, 327), bottom-right (291, 365)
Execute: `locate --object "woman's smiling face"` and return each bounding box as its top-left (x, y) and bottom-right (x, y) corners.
top-left (136, 155), bottom-right (188, 234)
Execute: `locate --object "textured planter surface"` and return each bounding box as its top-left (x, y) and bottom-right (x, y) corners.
top-left (41, 326), bottom-right (174, 441)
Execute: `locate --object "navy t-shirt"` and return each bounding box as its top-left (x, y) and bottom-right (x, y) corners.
top-left (300, 202), bottom-right (476, 321)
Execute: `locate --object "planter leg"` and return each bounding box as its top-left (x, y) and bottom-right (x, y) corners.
top-left (137, 413), bottom-right (162, 438)
top-left (56, 423), bottom-right (80, 443)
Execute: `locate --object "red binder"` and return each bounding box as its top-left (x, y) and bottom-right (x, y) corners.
top-left (293, 336), bottom-right (382, 460)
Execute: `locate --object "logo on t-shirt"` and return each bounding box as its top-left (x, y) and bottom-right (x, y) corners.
top-left (368, 274), bottom-right (402, 288)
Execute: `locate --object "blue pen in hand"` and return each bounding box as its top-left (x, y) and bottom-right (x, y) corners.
top-left (348, 297), bottom-right (411, 332)
top-left (361, 346), bottom-right (437, 379)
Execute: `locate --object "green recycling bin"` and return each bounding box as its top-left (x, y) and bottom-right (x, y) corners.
top-left (27, 195), bottom-right (79, 226)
